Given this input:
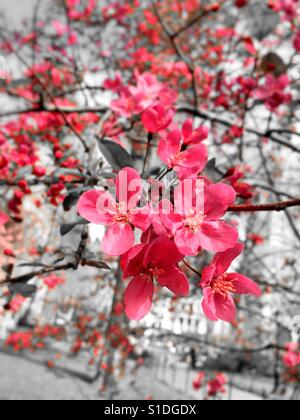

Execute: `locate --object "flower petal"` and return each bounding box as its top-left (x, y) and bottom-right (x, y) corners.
top-left (199, 221), bottom-right (239, 253)
top-left (202, 298), bottom-right (218, 321)
top-left (213, 243), bottom-right (244, 276)
top-left (121, 244), bottom-right (146, 278)
top-left (204, 183), bottom-right (236, 220)
top-left (227, 273), bottom-right (262, 297)
top-left (174, 227), bottom-right (202, 256)
top-left (77, 190), bottom-right (114, 224)
top-left (101, 222), bottom-right (134, 256)
top-left (214, 294), bottom-right (236, 323)
top-left (129, 204), bottom-right (153, 231)
top-left (143, 236), bottom-right (183, 268)
top-left (158, 267), bottom-right (190, 297)
top-left (115, 167), bottom-right (143, 209)
top-left (124, 275), bottom-right (154, 321)
top-left (158, 129), bottom-right (181, 166)
top-left (202, 287), bottom-right (218, 321)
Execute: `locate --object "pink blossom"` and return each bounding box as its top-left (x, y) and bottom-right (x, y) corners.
top-left (193, 372), bottom-right (205, 390)
top-left (9, 295), bottom-right (27, 313)
top-left (142, 105), bottom-right (174, 133)
top-left (283, 343), bottom-right (300, 368)
top-left (256, 74), bottom-right (292, 111)
top-left (158, 129), bottom-right (208, 180)
top-left (200, 243), bottom-right (262, 323)
top-left (0, 211), bottom-right (9, 226)
top-left (77, 168), bottom-right (152, 256)
top-left (103, 73), bottom-right (123, 92)
top-left (43, 274), bottom-right (65, 290)
top-left (52, 21), bottom-right (68, 36)
top-left (182, 118), bottom-right (209, 146)
top-left (161, 181), bottom-right (238, 256)
top-left (269, 0), bottom-right (298, 21)
top-left (122, 236), bottom-right (189, 320)
top-left (293, 29), bottom-right (300, 51)
top-left (207, 373), bottom-right (228, 397)
top-left (111, 72), bottom-right (177, 118)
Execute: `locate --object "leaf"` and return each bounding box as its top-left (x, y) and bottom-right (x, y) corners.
top-left (60, 219), bottom-right (90, 236)
top-left (18, 262), bottom-right (46, 268)
top-left (98, 138), bottom-right (134, 170)
top-left (82, 260), bottom-right (111, 270)
top-left (63, 191), bottom-right (80, 211)
top-left (2, 264), bottom-right (14, 275)
top-left (9, 283), bottom-right (37, 298)
top-left (203, 158), bottom-right (224, 181)
top-left (259, 52), bottom-right (287, 77)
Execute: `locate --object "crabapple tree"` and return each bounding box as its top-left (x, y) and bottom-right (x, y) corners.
top-left (0, 0), bottom-right (300, 399)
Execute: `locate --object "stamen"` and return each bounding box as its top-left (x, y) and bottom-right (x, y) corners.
top-left (184, 208), bottom-right (205, 233)
top-left (212, 273), bottom-right (236, 298)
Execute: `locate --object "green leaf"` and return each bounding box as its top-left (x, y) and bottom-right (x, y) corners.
top-left (98, 138), bottom-right (134, 171)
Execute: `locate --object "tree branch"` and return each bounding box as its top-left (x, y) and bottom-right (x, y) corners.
top-left (228, 199), bottom-right (300, 212)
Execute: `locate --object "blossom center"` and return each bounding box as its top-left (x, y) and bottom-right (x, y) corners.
top-left (184, 209), bottom-right (205, 233)
top-left (114, 201), bottom-right (130, 223)
top-left (145, 264), bottom-right (165, 280)
top-left (212, 273), bottom-right (236, 298)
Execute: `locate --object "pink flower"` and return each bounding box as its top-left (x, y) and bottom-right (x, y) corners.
top-left (293, 29), bottom-right (300, 52)
top-left (182, 118), bottom-right (209, 146)
top-left (158, 129), bottom-right (208, 180)
top-left (193, 372), bottom-right (205, 390)
top-left (283, 343), bottom-right (300, 368)
top-left (111, 72), bottom-right (177, 118)
top-left (77, 168), bottom-right (152, 256)
top-left (142, 105), bottom-right (174, 133)
top-left (122, 236), bottom-right (189, 320)
top-left (256, 74), bottom-right (292, 111)
top-left (161, 181), bottom-right (238, 256)
top-left (200, 243), bottom-right (262, 323)
top-left (9, 295), bottom-right (26, 313)
top-left (52, 21), bottom-right (68, 36)
top-left (43, 274), bottom-right (65, 290)
top-left (0, 211), bottom-right (9, 226)
top-left (207, 373), bottom-right (228, 397)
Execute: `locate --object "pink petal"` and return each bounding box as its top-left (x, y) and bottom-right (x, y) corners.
top-left (174, 179), bottom-right (205, 215)
top-left (159, 199), bottom-right (184, 232)
top-left (179, 144), bottom-right (208, 170)
top-left (182, 118), bottom-right (193, 141)
top-left (214, 294), bottom-right (236, 323)
top-left (77, 190), bottom-right (114, 225)
top-left (115, 167), bottom-right (143, 209)
top-left (204, 184), bottom-right (236, 220)
top-left (158, 129), bottom-right (181, 166)
top-left (121, 244), bottom-right (146, 278)
top-left (158, 267), bottom-right (190, 297)
top-left (202, 287), bottom-right (218, 321)
top-left (101, 222), bottom-right (134, 256)
top-left (200, 264), bottom-right (216, 288)
top-left (174, 227), bottom-right (202, 256)
top-left (124, 275), bottom-right (154, 321)
top-left (213, 243), bottom-right (244, 276)
top-left (199, 221), bottom-right (239, 253)
top-left (129, 204), bottom-right (153, 231)
top-left (144, 236), bottom-right (183, 268)
top-left (202, 298), bottom-right (218, 321)
top-left (227, 273), bottom-right (262, 297)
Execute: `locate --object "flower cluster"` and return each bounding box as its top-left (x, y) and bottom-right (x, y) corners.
top-left (282, 342), bottom-right (300, 383)
top-left (78, 110), bottom-right (261, 322)
top-left (193, 372), bottom-right (228, 399)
